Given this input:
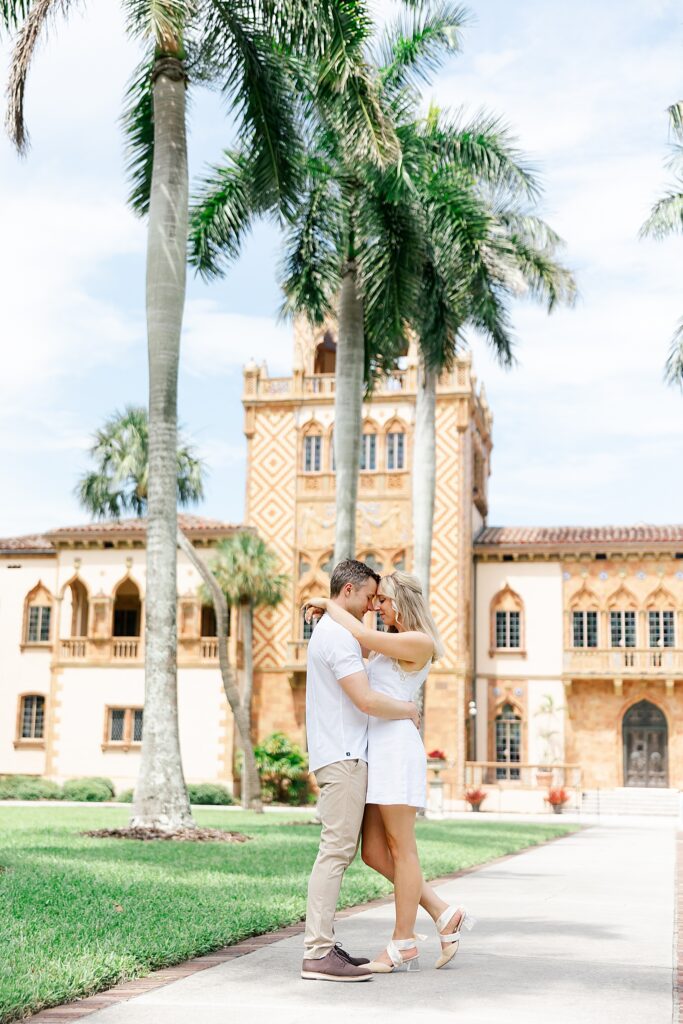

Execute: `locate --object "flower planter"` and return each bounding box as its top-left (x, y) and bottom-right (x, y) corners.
top-left (469, 802), bottom-right (483, 812)
top-left (551, 803), bottom-right (564, 814)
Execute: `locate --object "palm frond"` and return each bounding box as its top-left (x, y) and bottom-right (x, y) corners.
top-left (206, 532), bottom-right (288, 606)
top-left (426, 108), bottom-right (541, 202)
top-left (279, 158), bottom-right (343, 324)
top-left (665, 317), bottom-right (683, 389)
top-left (640, 185), bottom-right (683, 239)
top-left (121, 57), bottom-right (155, 217)
top-left (188, 149), bottom-right (259, 279)
top-left (0, 0), bottom-right (31, 32)
top-left (5, 0), bottom-right (70, 153)
top-left (378, 0), bottom-right (467, 93)
top-left (668, 101), bottom-right (683, 144)
top-left (123, 0), bottom-right (189, 50)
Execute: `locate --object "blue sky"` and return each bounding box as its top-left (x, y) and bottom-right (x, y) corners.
top-left (1, 0), bottom-right (682, 536)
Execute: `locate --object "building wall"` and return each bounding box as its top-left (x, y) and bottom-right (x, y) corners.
top-left (0, 554), bottom-right (56, 776)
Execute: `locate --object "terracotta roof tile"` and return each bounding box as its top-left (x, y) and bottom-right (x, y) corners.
top-left (475, 524), bottom-right (683, 550)
top-left (0, 534), bottom-right (55, 555)
top-left (47, 514), bottom-right (240, 540)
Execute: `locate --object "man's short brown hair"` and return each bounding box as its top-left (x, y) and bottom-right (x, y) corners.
top-left (329, 559), bottom-right (381, 598)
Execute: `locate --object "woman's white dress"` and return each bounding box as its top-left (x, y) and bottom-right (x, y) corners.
top-left (366, 653), bottom-right (431, 809)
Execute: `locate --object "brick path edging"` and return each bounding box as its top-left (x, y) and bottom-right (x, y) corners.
top-left (25, 830), bottom-right (577, 1023)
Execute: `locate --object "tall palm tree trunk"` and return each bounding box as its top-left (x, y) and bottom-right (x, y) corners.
top-left (412, 358), bottom-right (437, 601)
top-left (241, 602), bottom-right (254, 717)
top-left (132, 55), bottom-right (193, 830)
top-left (177, 532), bottom-right (263, 811)
top-left (334, 259), bottom-right (364, 563)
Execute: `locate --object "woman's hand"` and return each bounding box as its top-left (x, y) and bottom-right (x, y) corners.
top-left (304, 596), bottom-right (328, 624)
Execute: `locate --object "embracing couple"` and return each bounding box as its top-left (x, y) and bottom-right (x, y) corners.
top-left (301, 559), bottom-right (473, 982)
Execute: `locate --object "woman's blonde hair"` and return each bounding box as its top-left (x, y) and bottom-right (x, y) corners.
top-left (379, 570), bottom-right (444, 660)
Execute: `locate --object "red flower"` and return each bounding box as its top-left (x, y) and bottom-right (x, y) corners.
top-left (428, 749), bottom-right (446, 760)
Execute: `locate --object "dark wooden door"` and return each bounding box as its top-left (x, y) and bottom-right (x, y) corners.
top-left (622, 700), bottom-right (668, 788)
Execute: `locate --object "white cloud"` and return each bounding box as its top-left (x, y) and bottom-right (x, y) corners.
top-left (181, 301), bottom-right (293, 378)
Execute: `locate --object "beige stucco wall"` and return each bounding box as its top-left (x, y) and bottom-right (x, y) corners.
top-left (0, 555), bottom-right (57, 776)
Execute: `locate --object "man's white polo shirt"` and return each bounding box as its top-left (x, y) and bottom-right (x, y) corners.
top-left (306, 612), bottom-right (369, 773)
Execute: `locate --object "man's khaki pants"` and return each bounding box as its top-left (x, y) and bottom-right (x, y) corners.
top-left (304, 758), bottom-right (368, 959)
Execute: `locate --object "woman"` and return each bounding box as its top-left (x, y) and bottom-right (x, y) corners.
top-left (306, 570), bottom-right (473, 973)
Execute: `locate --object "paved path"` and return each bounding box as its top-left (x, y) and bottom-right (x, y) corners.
top-left (80, 824), bottom-right (676, 1024)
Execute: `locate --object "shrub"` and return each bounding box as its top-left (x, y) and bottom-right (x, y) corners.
top-left (83, 776), bottom-right (116, 798)
top-left (186, 783), bottom-right (234, 806)
top-left (117, 789), bottom-right (134, 803)
top-left (0, 776), bottom-right (62, 800)
top-left (62, 779), bottom-right (112, 802)
top-left (253, 732), bottom-right (309, 805)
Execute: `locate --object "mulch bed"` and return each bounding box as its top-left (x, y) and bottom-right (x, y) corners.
top-left (82, 827), bottom-right (252, 843)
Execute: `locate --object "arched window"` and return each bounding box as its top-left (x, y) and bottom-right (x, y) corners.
top-left (392, 551), bottom-right (406, 571)
top-left (495, 703), bottom-right (521, 780)
top-left (302, 423), bottom-right (323, 473)
top-left (18, 694), bottom-right (45, 740)
top-left (201, 604), bottom-right (219, 637)
top-left (646, 587), bottom-right (676, 649)
top-left (360, 422), bottom-right (378, 472)
top-left (320, 551), bottom-right (334, 576)
top-left (385, 421), bottom-right (406, 471)
top-left (113, 579), bottom-right (141, 637)
top-left (62, 578), bottom-right (89, 638)
top-left (570, 585), bottom-right (599, 648)
top-left (314, 330), bottom-right (337, 374)
top-left (490, 585), bottom-right (524, 652)
top-left (607, 586), bottom-right (638, 649)
top-left (23, 583), bottom-right (53, 644)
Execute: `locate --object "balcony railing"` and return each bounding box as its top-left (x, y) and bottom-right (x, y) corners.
top-left (285, 639), bottom-right (308, 671)
top-left (563, 648), bottom-right (683, 676)
top-left (465, 762), bottom-right (581, 788)
top-left (244, 364), bottom-right (471, 401)
top-left (57, 636), bottom-right (221, 665)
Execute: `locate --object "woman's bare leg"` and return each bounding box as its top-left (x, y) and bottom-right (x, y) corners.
top-left (361, 804), bottom-right (465, 952)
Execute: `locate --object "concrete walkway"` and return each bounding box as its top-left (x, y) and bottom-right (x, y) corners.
top-left (81, 824), bottom-right (676, 1024)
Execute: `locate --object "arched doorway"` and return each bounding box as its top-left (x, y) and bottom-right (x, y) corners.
top-left (113, 579), bottom-right (141, 637)
top-left (622, 700), bottom-right (668, 788)
top-left (314, 331), bottom-right (336, 374)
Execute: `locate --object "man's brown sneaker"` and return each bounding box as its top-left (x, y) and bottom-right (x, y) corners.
top-left (301, 946), bottom-right (373, 982)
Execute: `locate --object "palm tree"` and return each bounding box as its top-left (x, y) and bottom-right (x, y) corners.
top-left (77, 406), bottom-right (264, 813)
top-left (410, 111), bottom-right (576, 597)
top-left (202, 533), bottom-right (287, 806)
top-left (190, 2), bottom-right (465, 562)
top-left (2, 0), bottom-right (395, 828)
top-left (640, 101), bottom-right (683, 385)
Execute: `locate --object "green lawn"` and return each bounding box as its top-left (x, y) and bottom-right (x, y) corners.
top-left (0, 805), bottom-right (576, 1021)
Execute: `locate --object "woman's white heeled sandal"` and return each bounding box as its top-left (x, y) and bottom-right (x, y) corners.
top-left (368, 936), bottom-right (423, 974)
top-left (434, 906), bottom-right (475, 969)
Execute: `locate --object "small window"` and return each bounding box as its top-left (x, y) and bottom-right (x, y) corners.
top-left (201, 604), bottom-right (219, 637)
top-left (386, 432), bottom-right (405, 471)
top-left (106, 707), bottom-right (143, 747)
top-left (27, 605), bottom-right (51, 643)
top-left (573, 610), bottom-right (598, 648)
top-left (303, 435), bottom-right (322, 473)
top-left (393, 552), bottom-right (406, 571)
top-left (363, 553), bottom-right (383, 575)
top-left (649, 610), bottom-right (675, 648)
top-left (20, 695), bottom-right (45, 739)
top-left (320, 552), bottom-right (334, 576)
top-left (360, 433), bottom-right (377, 471)
top-left (610, 610), bottom-right (636, 648)
top-left (495, 610), bottom-right (520, 649)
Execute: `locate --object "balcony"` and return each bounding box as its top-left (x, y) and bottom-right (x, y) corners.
top-left (244, 364), bottom-right (472, 402)
top-left (57, 636), bottom-right (221, 666)
top-left (285, 639), bottom-right (308, 674)
top-left (563, 648), bottom-right (683, 677)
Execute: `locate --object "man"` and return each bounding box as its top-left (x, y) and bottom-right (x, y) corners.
top-left (301, 559), bottom-right (420, 982)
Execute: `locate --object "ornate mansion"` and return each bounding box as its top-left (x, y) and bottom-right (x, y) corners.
top-left (1, 319), bottom-right (681, 810)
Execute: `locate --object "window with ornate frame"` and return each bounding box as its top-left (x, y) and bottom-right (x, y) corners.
top-left (23, 583), bottom-right (53, 645)
top-left (360, 423), bottom-right (378, 472)
top-left (646, 587), bottom-right (676, 649)
top-left (103, 706), bottom-right (143, 750)
top-left (607, 586), bottom-right (638, 648)
top-left (494, 703), bottom-right (522, 780)
top-left (303, 433), bottom-right (322, 473)
top-left (569, 584), bottom-right (600, 648)
top-left (16, 694), bottom-right (46, 745)
top-left (489, 585), bottom-right (525, 655)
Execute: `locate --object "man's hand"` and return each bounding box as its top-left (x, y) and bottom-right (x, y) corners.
top-left (408, 702), bottom-right (420, 729)
top-left (304, 602), bottom-right (325, 625)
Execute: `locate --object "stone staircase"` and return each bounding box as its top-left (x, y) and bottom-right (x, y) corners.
top-left (581, 787), bottom-right (680, 817)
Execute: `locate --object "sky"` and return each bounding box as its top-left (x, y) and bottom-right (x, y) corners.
top-left (0, 0), bottom-right (682, 537)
